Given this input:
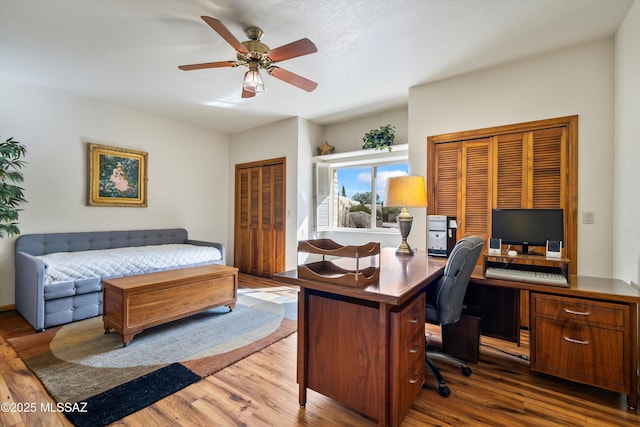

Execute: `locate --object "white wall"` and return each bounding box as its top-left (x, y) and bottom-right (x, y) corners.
top-left (409, 38), bottom-right (616, 278)
top-left (227, 117), bottom-right (300, 270)
top-left (614, 0), bottom-right (640, 286)
top-left (297, 119), bottom-right (323, 244)
top-left (0, 80), bottom-right (229, 307)
top-left (321, 108), bottom-right (408, 153)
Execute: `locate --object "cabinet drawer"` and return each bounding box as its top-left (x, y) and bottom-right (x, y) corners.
top-left (531, 293), bottom-right (626, 329)
top-left (390, 292), bottom-right (425, 426)
top-left (396, 293), bottom-right (425, 336)
top-left (531, 317), bottom-right (627, 393)
top-left (396, 357), bottom-right (424, 416)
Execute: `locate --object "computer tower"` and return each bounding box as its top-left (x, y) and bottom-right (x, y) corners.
top-left (427, 215), bottom-right (457, 257)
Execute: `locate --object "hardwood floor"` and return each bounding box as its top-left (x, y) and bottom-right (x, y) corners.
top-left (1, 273), bottom-right (638, 426)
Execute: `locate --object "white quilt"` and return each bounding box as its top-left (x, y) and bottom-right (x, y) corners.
top-left (37, 244), bottom-right (222, 285)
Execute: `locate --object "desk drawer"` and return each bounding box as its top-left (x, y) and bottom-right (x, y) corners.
top-left (390, 292), bottom-right (425, 426)
top-left (531, 317), bottom-right (627, 393)
top-left (531, 293), bottom-right (625, 329)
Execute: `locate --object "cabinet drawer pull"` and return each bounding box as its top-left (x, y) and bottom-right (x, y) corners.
top-left (563, 336), bottom-right (590, 345)
top-left (409, 371), bottom-right (421, 384)
top-left (410, 315), bottom-right (420, 324)
top-left (409, 342), bottom-right (419, 354)
top-left (563, 308), bottom-right (590, 316)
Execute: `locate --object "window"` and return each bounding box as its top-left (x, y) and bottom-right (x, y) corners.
top-left (315, 146), bottom-right (409, 231)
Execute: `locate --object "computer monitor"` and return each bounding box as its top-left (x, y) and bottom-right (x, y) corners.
top-left (491, 208), bottom-right (563, 255)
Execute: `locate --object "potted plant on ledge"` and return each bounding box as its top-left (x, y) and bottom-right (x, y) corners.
top-left (362, 124), bottom-right (396, 152)
top-left (0, 137), bottom-right (27, 237)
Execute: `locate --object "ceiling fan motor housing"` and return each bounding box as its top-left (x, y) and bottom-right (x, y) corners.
top-left (239, 37), bottom-right (271, 67)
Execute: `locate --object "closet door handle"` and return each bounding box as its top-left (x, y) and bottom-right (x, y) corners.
top-left (563, 308), bottom-right (590, 316)
top-left (563, 336), bottom-right (590, 345)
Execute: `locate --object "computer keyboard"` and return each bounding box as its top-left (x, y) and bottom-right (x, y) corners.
top-left (485, 267), bottom-right (569, 287)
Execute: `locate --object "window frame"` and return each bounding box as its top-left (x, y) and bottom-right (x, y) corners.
top-left (314, 144), bottom-right (409, 232)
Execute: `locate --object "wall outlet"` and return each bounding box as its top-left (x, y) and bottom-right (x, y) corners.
top-left (582, 211), bottom-right (595, 224)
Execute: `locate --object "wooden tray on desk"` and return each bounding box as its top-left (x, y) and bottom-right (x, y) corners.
top-left (298, 239), bottom-right (380, 258)
top-left (297, 260), bottom-right (379, 287)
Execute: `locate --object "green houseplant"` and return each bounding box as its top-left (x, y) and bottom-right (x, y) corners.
top-left (0, 137), bottom-right (27, 237)
top-left (362, 124), bottom-right (396, 152)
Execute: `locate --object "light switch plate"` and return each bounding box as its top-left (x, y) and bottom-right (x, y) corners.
top-left (583, 211), bottom-right (595, 224)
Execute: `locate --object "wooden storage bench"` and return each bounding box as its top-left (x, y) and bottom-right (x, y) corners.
top-left (102, 264), bottom-right (238, 345)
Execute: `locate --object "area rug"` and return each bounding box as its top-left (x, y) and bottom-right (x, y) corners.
top-left (8, 287), bottom-right (297, 427)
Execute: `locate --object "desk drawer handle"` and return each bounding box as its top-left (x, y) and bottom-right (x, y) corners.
top-left (410, 315), bottom-right (420, 324)
top-left (563, 308), bottom-right (590, 316)
top-left (409, 371), bottom-right (421, 384)
top-left (563, 336), bottom-right (590, 345)
top-left (409, 342), bottom-right (419, 354)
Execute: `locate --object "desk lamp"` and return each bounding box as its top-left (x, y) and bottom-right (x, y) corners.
top-left (384, 176), bottom-right (428, 255)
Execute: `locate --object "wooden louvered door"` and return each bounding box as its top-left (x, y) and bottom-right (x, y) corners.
top-left (461, 138), bottom-right (492, 240)
top-left (428, 116), bottom-right (577, 276)
top-left (494, 128), bottom-right (565, 220)
top-left (234, 158), bottom-right (286, 277)
top-left (432, 138), bottom-right (493, 242)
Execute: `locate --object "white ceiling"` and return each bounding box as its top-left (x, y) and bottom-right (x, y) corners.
top-left (0, 0), bottom-right (633, 134)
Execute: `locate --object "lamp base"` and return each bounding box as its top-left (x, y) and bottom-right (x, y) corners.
top-left (396, 213), bottom-right (414, 256)
top-left (396, 240), bottom-right (415, 256)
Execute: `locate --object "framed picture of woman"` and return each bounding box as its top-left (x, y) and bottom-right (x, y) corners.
top-left (87, 143), bottom-right (148, 207)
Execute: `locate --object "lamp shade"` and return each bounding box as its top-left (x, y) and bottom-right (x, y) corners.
top-left (243, 68), bottom-right (264, 93)
top-left (384, 176), bottom-right (427, 208)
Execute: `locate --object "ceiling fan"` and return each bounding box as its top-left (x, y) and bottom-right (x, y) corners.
top-left (179, 16), bottom-right (318, 98)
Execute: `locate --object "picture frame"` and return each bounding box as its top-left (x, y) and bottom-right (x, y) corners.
top-left (87, 143), bottom-right (148, 207)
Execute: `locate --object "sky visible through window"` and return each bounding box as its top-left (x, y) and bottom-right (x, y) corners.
top-left (337, 163), bottom-right (409, 203)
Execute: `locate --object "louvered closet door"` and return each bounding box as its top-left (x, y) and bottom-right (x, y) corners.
top-left (236, 168), bottom-right (252, 273)
top-left (433, 142), bottom-right (461, 218)
top-left (494, 128), bottom-right (564, 209)
top-left (461, 138), bottom-right (491, 240)
top-left (234, 158), bottom-right (286, 277)
top-left (433, 139), bottom-right (492, 240)
top-left (530, 127), bottom-right (565, 209)
top-left (432, 127), bottom-right (565, 245)
top-left (428, 116), bottom-right (577, 275)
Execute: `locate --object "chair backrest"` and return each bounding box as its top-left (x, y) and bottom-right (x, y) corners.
top-left (434, 235), bottom-right (484, 325)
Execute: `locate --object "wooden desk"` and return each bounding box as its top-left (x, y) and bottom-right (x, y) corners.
top-left (274, 248), bottom-right (445, 427)
top-left (468, 270), bottom-right (640, 409)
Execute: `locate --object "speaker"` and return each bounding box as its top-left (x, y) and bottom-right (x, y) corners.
top-left (546, 240), bottom-right (562, 258)
top-left (488, 238), bottom-right (501, 255)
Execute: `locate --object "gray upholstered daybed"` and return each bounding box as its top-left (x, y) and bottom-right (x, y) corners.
top-left (15, 228), bottom-right (225, 331)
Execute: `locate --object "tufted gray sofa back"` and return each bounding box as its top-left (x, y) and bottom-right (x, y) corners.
top-left (16, 228), bottom-right (189, 256)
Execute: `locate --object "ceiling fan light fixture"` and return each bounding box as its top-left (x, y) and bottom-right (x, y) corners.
top-left (243, 69), bottom-right (264, 93)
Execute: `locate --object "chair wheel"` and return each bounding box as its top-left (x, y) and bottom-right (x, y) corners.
top-left (439, 386), bottom-right (451, 397)
top-left (461, 366), bottom-right (472, 376)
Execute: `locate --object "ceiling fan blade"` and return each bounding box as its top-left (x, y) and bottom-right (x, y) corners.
top-left (201, 16), bottom-right (248, 54)
top-left (178, 61), bottom-right (237, 71)
top-left (268, 67), bottom-right (317, 92)
top-left (267, 38), bottom-right (317, 62)
top-left (242, 88), bottom-right (256, 98)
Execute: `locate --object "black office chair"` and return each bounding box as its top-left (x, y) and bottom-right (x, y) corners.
top-left (424, 235), bottom-right (484, 397)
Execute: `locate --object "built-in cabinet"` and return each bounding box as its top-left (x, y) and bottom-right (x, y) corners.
top-left (428, 116), bottom-right (578, 327)
top-left (427, 116), bottom-right (578, 275)
top-left (234, 157), bottom-right (286, 277)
